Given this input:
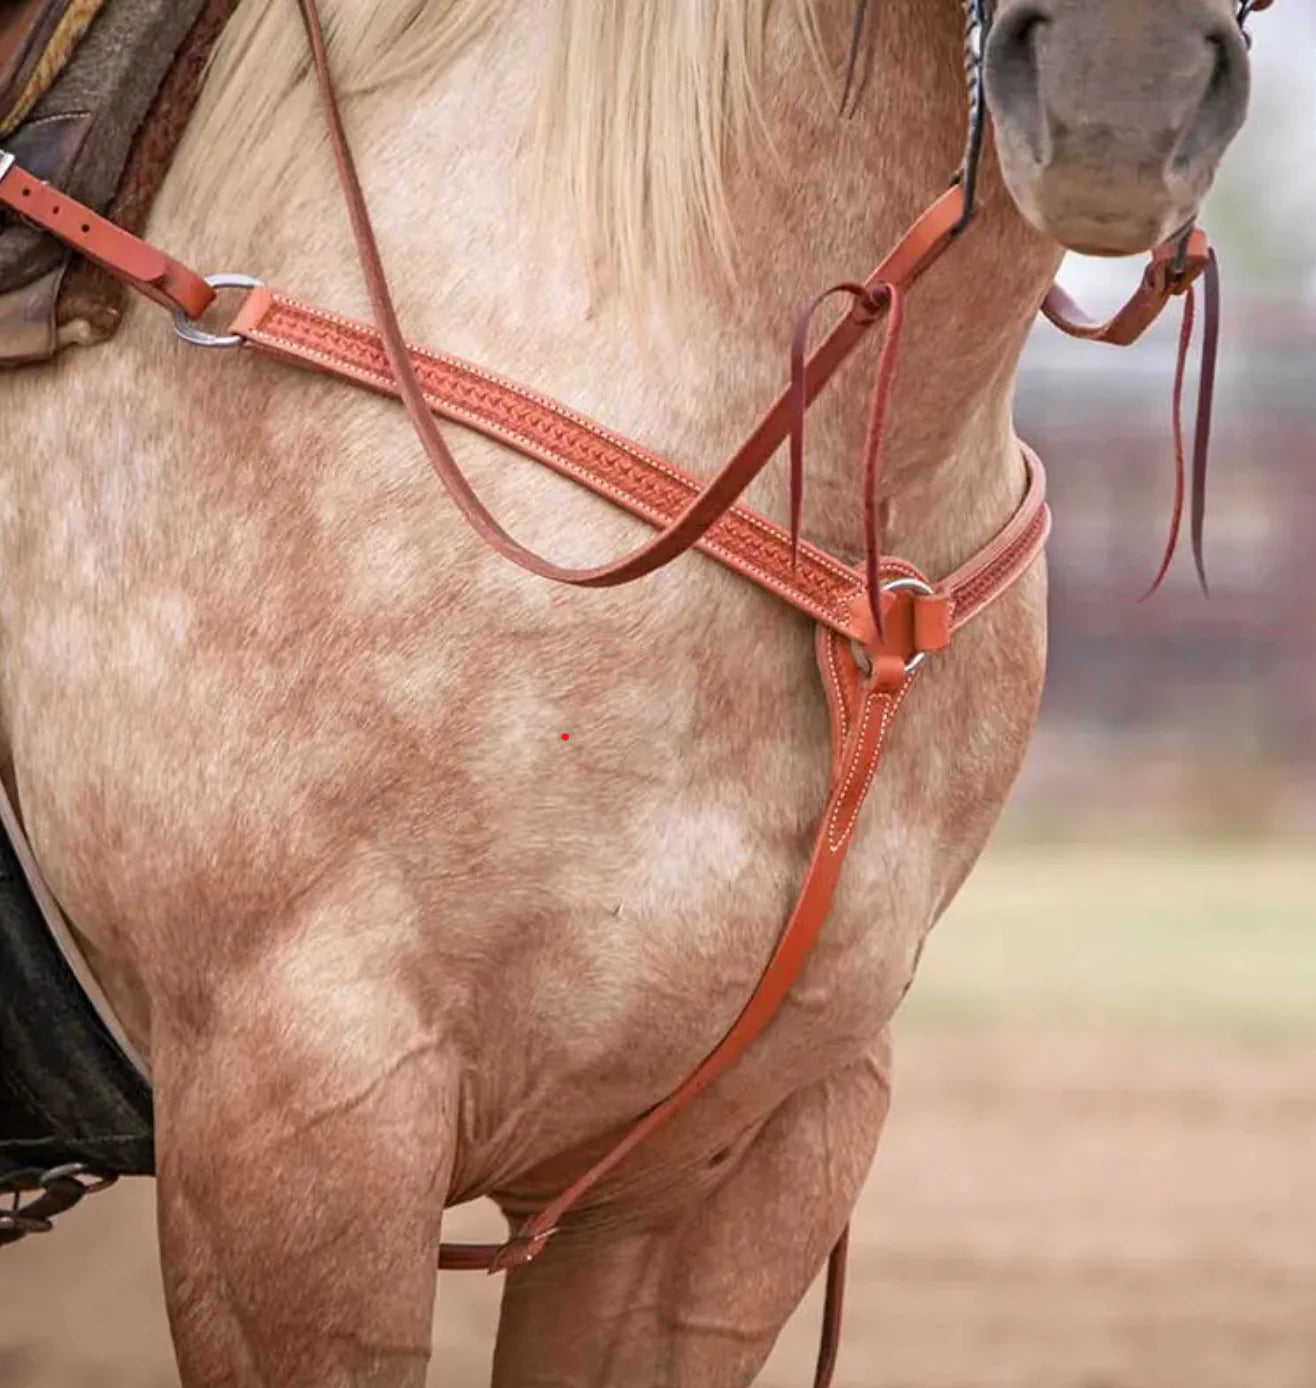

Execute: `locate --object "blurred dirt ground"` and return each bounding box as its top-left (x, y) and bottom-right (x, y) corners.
top-left (3, 848), bottom-right (1314, 1387)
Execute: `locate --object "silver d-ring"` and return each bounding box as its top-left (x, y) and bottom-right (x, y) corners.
top-left (172, 273), bottom-right (264, 349)
top-left (881, 575), bottom-right (938, 675)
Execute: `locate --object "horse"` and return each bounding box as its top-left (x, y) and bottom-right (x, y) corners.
top-left (0, 0), bottom-right (1259, 1383)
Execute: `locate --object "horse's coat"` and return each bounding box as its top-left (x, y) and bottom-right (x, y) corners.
top-left (0, 0), bottom-right (1255, 1383)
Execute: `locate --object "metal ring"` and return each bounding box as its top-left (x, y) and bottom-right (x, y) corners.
top-left (172, 273), bottom-right (264, 349)
top-left (881, 575), bottom-right (937, 675)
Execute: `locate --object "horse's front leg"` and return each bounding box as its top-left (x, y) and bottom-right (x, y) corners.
top-left (150, 936), bottom-right (459, 1388)
top-left (491, 1037), bottom-right (892, 1388)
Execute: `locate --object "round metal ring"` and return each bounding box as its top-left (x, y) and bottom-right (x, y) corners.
top-left (881, 575), bottom-right (937, 675)
top-left (172, 273), bottom-right (264, 349)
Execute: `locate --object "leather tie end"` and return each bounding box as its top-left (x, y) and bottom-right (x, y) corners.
top-left (870, 654), bottom-right (907, 692)
top-left (488, 1227), bottom-right (556, 1274)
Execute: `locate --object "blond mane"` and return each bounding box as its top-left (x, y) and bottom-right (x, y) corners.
top-left (184, 0), bottom-right (827, 299)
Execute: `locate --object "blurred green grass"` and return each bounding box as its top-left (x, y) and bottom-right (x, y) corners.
top-left (903, 843), bottom-right (1315, 1044)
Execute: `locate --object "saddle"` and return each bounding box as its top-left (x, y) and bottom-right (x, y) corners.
top-left (0, 0), bottom-right (237, 364)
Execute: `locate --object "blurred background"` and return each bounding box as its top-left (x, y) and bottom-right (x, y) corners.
top-left (3, 7), bottom-right (1313, 1388)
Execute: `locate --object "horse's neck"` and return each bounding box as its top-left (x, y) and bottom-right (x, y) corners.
top-left (157, 0), bottom-right (1060, 577)
top-left (714, 0), bottom-right (1065, 573)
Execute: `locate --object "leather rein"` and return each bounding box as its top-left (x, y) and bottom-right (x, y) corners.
top-left (0, 0), bottom-right (1268, 1382)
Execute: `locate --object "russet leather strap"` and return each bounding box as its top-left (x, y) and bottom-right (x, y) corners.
top-left (0, 149), bottom-right (213, 317)
top-left (812, 1228), bottom-right (850, 1388)
top-left (1046, 229), bottom-right (1222, 592)
top-left (232, 285), bottom-right (1048, 655)
top-left (789, 279), bottom-right (909, 638)
top-left (458, 461), bottom-right (1048, 1276)
top-left (1042, 228), bottom-right (1211, 347)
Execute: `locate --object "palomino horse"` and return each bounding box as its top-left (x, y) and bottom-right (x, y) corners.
top-left (0, 0), bottom-right (1260, 1383)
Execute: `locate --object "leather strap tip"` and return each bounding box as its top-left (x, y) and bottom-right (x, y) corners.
top-left (870, 654), bottom-right (907, 692)
top-left (170, 278), bottom-right (218, 322)
top-left (488, 1228), bottom-right (556, 1274)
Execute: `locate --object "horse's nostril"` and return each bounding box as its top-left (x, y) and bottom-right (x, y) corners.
top-left (1207, 32), bottom-right (1233, 100)
top-left (1004, 8), bottom-right (1048, 49)
top-left (1172, 25), bottom-right (1251, 174)
top-left (985, 6), bottom-right (1051, 165)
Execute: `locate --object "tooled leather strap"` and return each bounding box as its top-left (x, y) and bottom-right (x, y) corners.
top-left (0, 149), bottom-right (213, 317)
top-left (1042, 228), bottom-right (1211, 347)
top-left (435, 456), bottom-right (1049, 1278)
top-left (233, 285), bottom-right (1026, 652)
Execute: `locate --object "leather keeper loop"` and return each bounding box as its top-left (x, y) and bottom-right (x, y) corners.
top-left (870, 654), bottom-right (907, 692)
top-left (912, 594), bottom-right (951, 651)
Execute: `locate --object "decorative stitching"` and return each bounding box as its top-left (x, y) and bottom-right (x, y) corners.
top-left (824, 632), bottom-right (851, 748)
top-left (948, 507), bottom-right (1048, 629)
top-left (247, 296), bottom-right (896, 634)
top-left (825, 675), bottom-right (916, 851)
top-left (244, 296), bottom-right (1041, 649)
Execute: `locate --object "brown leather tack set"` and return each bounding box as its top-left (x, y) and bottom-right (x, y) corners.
top-left (0, 1), bottom-right (1260, 1382)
